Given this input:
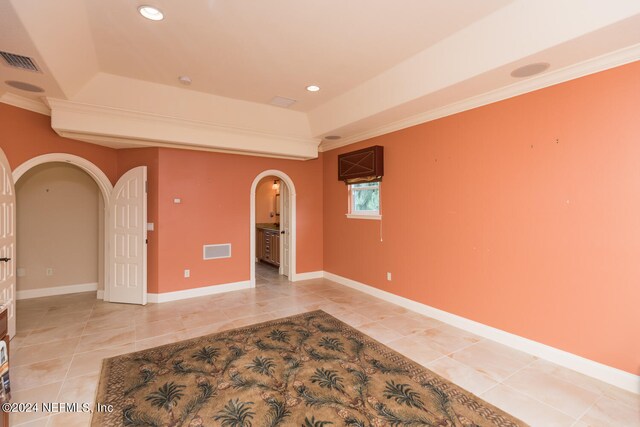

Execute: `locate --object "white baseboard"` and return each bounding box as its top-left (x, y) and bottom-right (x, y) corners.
top-left (323, 271), bottom-right (639, 394)
top-left (292, 271), bottom-right (324, 281)
top-left (17, 282), bottom-right (98, 300)
top-left (147, 280), bottom-right (251, 303)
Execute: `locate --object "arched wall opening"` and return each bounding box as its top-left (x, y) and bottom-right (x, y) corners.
top-left (249, 170), bottom-right (297, 287)
top-left (13, 153), bottom-right (113, 300)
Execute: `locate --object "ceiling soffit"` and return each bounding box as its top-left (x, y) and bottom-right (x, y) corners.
top-left (1, 0), bottom-right (640, 159)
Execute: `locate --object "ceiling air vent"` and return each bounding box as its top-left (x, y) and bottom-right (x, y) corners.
top-left (269, 96), bottom-right (297, 108)
top-left (0, 51), bottom-right (40, 72)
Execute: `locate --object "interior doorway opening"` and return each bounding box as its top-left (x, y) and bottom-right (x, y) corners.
top-left (15, 162), bottom-right (103, 301)
top-left (250, 170), bottom-right (296, 287)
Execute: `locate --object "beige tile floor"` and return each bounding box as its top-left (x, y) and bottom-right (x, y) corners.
top-left (9, 263), bottom-right (640, 426)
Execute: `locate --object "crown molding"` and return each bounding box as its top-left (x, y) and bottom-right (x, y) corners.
top-left (48, 99), bottom-right (320, 159)
top-left (0, 93), bottom-right (51, 116)
top-left (320, 44), bottom-right (640, 152)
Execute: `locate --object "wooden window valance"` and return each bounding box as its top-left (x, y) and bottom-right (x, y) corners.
top-left (337, 145), bottom-right (384, 184)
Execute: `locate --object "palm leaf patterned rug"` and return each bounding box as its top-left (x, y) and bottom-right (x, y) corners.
top-left (93, 310), bottom-right (526, 427)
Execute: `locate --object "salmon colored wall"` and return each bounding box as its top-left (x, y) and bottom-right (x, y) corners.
top-left (0, 104), bottom-right (118, 182)
top-left (0, 105), bottom-right (324, 296)
top-left (156, 148), bottom-right (323, 293)
top-left (323, 61), bottom-right (640, 375)
top-left (256, 176), bottom-right (278, 223)
top-left (117, 148), bottom-right (160, 293)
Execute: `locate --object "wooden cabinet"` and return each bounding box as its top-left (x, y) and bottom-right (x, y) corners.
top-left (256, 228), bottom-right (265, 260)
top-left (256, 227), bottom-right (280, 267)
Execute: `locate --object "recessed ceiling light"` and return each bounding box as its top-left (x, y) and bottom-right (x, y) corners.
top-left (324, 135), bottom-right (341, 140)
top-left (178, 76), bottom-right (192, 85)
top-left (510, 62), bottom-right (550, 78)
top-left (5, 80), bottom-right (44, 92)
top-left (138, 5), bottom-right (164, 21)
top-left (306, 85), bottom-right (320, 92)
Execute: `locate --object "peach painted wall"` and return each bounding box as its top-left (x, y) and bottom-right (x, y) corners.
top-left (323, 61), bottom-right (640, 375)
top-left (0, 104), bottom-right (118, 182)
top-left (0, 105), bottom-right (323, 297)
top-left (256, 176), bottom-right (278, 223)
top-left (156, 148), bottom-right (323, 293)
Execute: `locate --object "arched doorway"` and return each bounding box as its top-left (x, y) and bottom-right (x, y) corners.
top-left (13, 153), bottom-right (148, 305)
top-left (250, 170), bottom-right (297, 287)
top-left (13, 153), bottom-right (113, 300)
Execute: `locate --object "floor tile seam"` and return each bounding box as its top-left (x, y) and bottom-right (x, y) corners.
top-left (496, 358), bottom-right (539, 385)
top-left (513, 360), bottom-right (610, 402)
top-left (448, 348), bottom-right (537, 385)
top-left (134, 328), bottom-right (186, 344)
top-left (433, 336), bottom-right (485, 356)
top-left (430, 352), bottom-right (500, 389)
top-left (20, 335), bottom-right (80, 348)
top-left (612, 395), bottom-right (640, 412)
top-left (572, 396), bottom-right (602, 426)
top-left (11, 412), bottom-right (51, 427)
top-left (54, 345), bottom-right (82, 402)
top-left (11, 374), bottom-right (66, 398)
top-left (499, 376), bottom-right (595, 421)
top-left (75, 334), bottom-right (137, 354)
top-left (11, 329), bottom-right (34, 349)
top-left (492, 383), bottom-right (581, 422)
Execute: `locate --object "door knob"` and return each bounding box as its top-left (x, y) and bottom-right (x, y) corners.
top-left (0, 258), bottom-right (10, 262)
top-left (280, 231), bottom-right (285, 234)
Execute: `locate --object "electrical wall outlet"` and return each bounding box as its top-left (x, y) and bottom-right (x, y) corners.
top-left (46, 268), bottom-right (53, 276)
top-left (386, 272), bottom-right (392, 281)
top-left (17, 268), bottom-right (26, 277)
top-left (184, 269), bottom-right (190, 278)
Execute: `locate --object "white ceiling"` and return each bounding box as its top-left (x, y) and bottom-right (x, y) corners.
top-left (1, 0), bottom-right (640, 159)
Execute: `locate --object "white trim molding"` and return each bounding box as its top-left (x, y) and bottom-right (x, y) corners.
top-left (323, 271), bottom-right (640, 394)
top-left (147, 280), bottom-right (251, 303)
top-left (0, 93), bottom-right (51, 116)
top-left (346, 214), bottom-right (382, 220)
top-left (249, 170), bottom-right (297, 287)
top-left (48, 98), bottom-right (319, 160)
top-left (291, 271), bottom-right (324, 281)
top-left (13, 153), bottom-right (114, 202)
top-left (320, 44), bottom-right (640, 153)
top-left (17, 282), bottom-right (98, 300)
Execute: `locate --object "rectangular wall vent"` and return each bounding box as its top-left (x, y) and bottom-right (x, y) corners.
top-left (0, 51), bottom-right (40, 72)
top-left (269, 96), bottom-right (297, 108)
top-left (203, 244), bottom-right (231, 260)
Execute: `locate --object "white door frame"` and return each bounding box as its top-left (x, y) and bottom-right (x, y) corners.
top-left (250, 170), bottom-right (296, 286)
top-left (12, 153), bottom-right (113, 300)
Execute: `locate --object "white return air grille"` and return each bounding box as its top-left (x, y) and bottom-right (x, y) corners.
top-left (203, 244), bottom-right (231, 260)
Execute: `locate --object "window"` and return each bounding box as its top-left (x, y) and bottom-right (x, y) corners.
top-left (347, 182), bottom-right (381, 219)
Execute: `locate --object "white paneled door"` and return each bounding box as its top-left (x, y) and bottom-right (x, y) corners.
top-left (281, 183), bottom-right (290, 277)
top-left (108, 166), bottom-right (147, 304)
top-left (0, 149), bottom-right (15, 338)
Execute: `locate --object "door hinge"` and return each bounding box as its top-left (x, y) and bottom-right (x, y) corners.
top-left (145, 239), bottom-right (148, 244)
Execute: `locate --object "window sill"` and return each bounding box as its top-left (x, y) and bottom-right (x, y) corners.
top-left (346, 214), bottom-right (382, 220)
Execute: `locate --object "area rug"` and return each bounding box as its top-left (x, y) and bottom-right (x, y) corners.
top-left (93, 310), bottom-right (526, 426)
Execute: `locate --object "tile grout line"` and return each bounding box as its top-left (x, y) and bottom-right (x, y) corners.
top-left (54, 300), bottom-right (96, 403)
top-left (493, 383), bottom-right (582, 423)
top-left (571, 395), bottom-right (601, 427)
